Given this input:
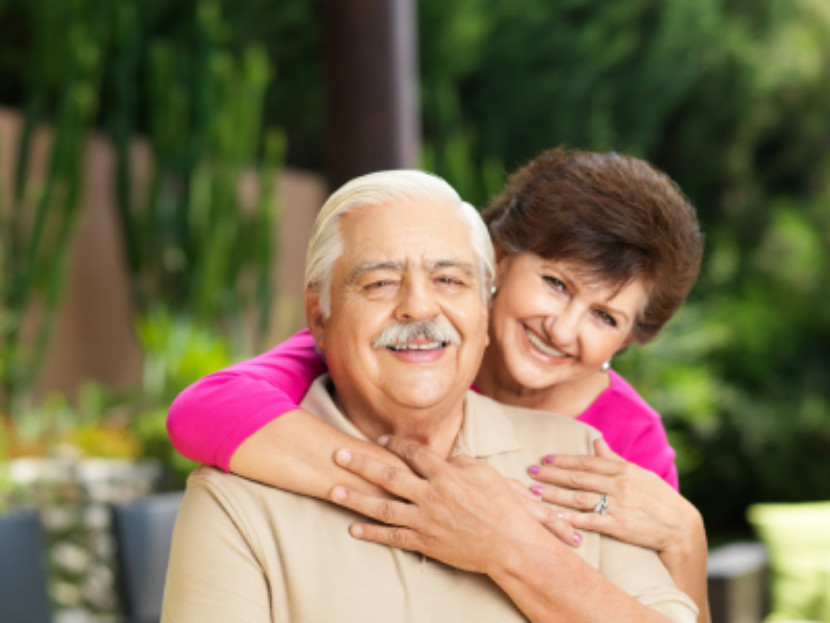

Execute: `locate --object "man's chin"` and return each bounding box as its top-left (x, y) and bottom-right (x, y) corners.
top-left (390, 378), bottom-right (469, 411)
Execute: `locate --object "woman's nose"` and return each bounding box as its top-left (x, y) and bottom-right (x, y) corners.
top-left (543, 304), bottom-right (581, 346)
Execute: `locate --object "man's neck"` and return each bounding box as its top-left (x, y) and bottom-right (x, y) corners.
top-left (331, 387), bottom-right (465, 459)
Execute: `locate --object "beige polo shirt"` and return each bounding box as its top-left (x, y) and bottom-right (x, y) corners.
top-left (162, 377), bottom-right (697, 623)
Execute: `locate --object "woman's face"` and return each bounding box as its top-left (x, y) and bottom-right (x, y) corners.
top-left (489, 252), bottom-right (648, 391)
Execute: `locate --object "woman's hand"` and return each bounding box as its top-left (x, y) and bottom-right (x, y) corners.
top-left (526, 438), bottom-right (701, 553)
top-left (328, 435), bottom-right (582, 574)
top-left (527, 437), bottom-right (710, 623)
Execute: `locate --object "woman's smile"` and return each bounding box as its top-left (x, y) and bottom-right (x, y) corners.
top-left (522, 324), bottom-right (569, 362)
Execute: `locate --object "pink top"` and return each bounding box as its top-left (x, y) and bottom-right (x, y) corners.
top-left (168, 329), bottom-right (678, 490)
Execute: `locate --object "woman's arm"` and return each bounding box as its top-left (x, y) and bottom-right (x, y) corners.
top-left (167, 330), bottom-right (326, 468)
top-left (329, 438), bottom-right (697, 623)
top-left (167, 329), bottom-right (406, 497)
top-left (230, 409), bottom-right (408, 498)
top-left (528, 438), bottom-right (710, 623)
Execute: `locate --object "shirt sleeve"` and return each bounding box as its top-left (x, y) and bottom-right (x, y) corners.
top-left (166, 329), bottom-right (327, 471)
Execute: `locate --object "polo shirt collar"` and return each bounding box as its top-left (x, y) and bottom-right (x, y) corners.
top-left (302, 376), bottom-right (522, 460)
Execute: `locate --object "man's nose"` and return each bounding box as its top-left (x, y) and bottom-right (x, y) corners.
top-left (395, 277), bottom-right (440, 321)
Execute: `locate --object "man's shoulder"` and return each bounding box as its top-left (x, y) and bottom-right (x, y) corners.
top-left (186, 465), bottom-right (260, 498)
top-left (185, 465), bottom-right (296, 508)
top-left (183, 465), bottom-right (332, 534)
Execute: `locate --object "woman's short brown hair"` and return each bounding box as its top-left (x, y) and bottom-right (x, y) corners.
top-left (483, 147), bottom-right (703, 344)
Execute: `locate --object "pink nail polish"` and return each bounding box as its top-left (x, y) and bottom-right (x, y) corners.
top-left (543, 454), bottom-right (555, 464)
top-left (528, 465), bottom-right (540, 475)
top-left (531, 485), bottom-right (543, 496)
top-left (573, 532), bottom-right (582, 545)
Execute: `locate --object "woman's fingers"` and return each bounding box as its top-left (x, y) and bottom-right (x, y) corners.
top-left (529, 462), bottom-right (614, 498)
top-left (593, 437), bottom-right (622, 460)
top-left (534, 483), bottom-right (610, 513)
top-left (557, 507), bottom-right (614, 530)
top-left (526, 440), bottom-right (632, 499)
top-left (516, 494), bottom-right (583, 547)
top-left (507, 478), bottom-right (539, 500)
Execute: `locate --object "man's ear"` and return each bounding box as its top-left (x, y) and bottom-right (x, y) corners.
top-left (305, 285), bottom-right (326, 349)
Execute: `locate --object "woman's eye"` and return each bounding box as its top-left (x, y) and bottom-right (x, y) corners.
top-left (595, 310), bottom-right (617, 327)
top-left (543, 276), bottom-right (565, 291)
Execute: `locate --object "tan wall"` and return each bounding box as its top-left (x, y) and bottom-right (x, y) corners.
top-left (0, 106), bottom-right (326, 401)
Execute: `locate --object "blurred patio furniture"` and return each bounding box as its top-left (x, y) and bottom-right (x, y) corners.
top-left (110, 491), bottom-right (184, 623)
top-left (0, 509), bottom-right (52, 623)
top-left (707, 541), bottom-right (769, 623)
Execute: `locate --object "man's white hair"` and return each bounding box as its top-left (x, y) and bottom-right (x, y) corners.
top-left (305, 170), bottom-right (495, 316)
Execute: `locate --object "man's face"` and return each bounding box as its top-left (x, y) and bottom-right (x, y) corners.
top-left (307, 198), bottom-right (489, 440)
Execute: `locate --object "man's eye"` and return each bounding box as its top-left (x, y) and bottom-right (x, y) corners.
top-left (365, 280), bottom-right (394, 290)
top-left (436, 276), bottom-right (463, 286)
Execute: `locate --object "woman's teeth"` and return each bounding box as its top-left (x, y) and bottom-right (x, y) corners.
top-left (524, 327), bottom-right (566, 358)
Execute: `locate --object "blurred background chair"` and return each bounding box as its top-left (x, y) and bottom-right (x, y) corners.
top-left (110, 491), bottom-right (184, 623)
top-left (0, 509), bottom-right (52, 623)
top-left (707, 541), bottom-right (769, 623)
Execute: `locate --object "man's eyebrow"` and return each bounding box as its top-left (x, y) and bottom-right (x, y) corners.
top-left (426, 259), bottom-right (477, 278)
top-left (345, 259), bottom-right (476, 285)
top-left (345, 261), bottom-right (405, 285)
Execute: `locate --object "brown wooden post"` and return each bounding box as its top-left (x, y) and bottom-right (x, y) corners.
top-left (324, 0), bottom-right (420, 190)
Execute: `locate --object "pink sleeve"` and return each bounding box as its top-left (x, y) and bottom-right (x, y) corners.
top-left (578, 372), bottom-right (680, 490)
top-left (619, 422), bottom-right (679, 490)
top-left (166, 329), bottom-right (327, 471)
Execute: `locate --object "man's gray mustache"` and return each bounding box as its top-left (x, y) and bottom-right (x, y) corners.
top-left (372, 319), bottom-right (461, 349)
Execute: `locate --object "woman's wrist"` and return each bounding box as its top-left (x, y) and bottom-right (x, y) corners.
top-left (660, 501), bottom-right (706, 561)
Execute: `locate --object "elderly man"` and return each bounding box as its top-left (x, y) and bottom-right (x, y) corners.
top-left (161, 170), bottom-right (697, 623)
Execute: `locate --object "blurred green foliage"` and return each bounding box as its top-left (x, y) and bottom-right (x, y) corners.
top-left (425, 0), bottom-right (830, 538)
top-left (0, 0), bottom-right (827, 539)
top-left (0, 0), bottom-right (280, 489)
top-left (0, 0), bottom-right (109, 441)
top-left (104, 1), bottom-right (285, 347)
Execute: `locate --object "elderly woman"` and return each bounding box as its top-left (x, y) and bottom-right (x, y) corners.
top-left (167, 147), bottom-right (709, 621)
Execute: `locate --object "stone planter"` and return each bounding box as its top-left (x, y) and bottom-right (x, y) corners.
top-left (6, 456), bottom-right (163, 623)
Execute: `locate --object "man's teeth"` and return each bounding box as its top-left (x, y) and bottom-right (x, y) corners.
top-left (525, 328), bottom-right (566, 358)
top-left (388, 341), bottom-right (447, 351)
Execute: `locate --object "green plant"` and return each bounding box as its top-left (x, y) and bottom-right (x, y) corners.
top-left (108, 0), bottom-right (285, 354)
top-left (0, 0), bottom-right (110, 450)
